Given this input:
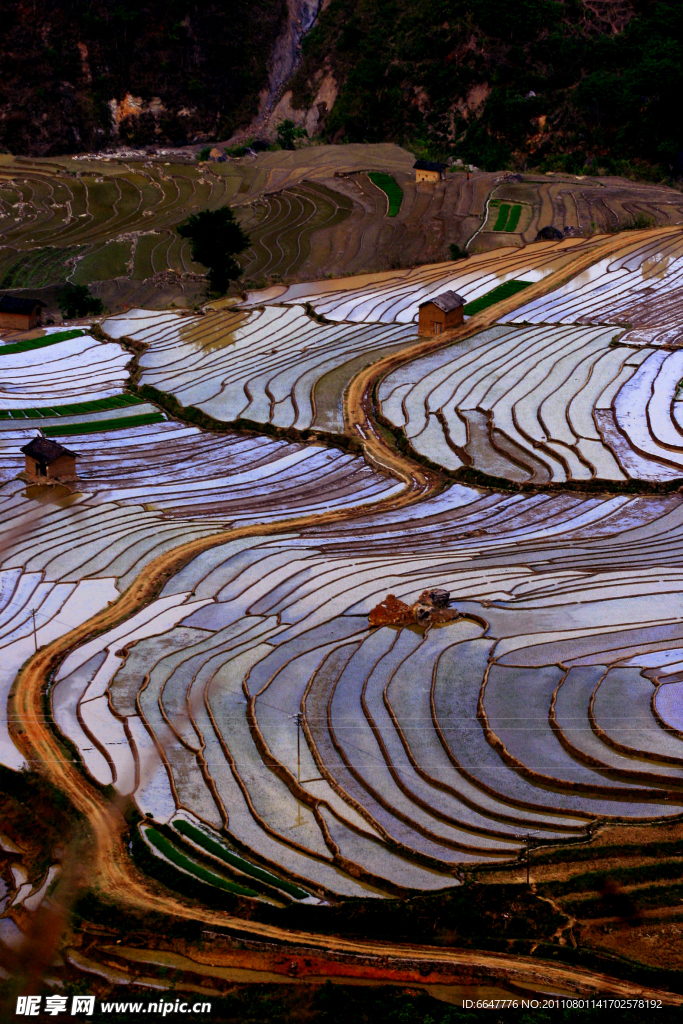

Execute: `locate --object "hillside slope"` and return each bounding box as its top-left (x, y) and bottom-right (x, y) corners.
top-left (290, 0), bottom-right (683, 176)
top-left (1, 0), bottom-right (288, 155)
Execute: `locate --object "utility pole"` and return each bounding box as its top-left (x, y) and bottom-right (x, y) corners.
top-left (517, 830), bottom-right (539, 887)
top-left (296, 712), bottom-right (301, 784)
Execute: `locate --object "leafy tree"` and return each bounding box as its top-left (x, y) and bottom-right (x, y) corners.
top-left (197, 146), bottom-right (211, 161)
top-left (176, 207), bottom-right (250, 295)
top-left (58, 283), bottom-right (103, 319)
top-left (276, 119), bottom-right (308, 150)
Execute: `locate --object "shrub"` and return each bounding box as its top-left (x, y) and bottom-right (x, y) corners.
top-left (449, 243), bottom-right (469, 261)
top-left (58, 283), bottom-right (103, 319)
top-left (276, 119), bottom-right (307, 150)
top-left (197, 146), bottom-right (211, 162)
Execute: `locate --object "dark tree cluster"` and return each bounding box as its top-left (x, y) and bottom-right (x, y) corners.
top-left (291, 0), bottom-right (683, 176)
top-left (177, 207), bottom-right (250, 294)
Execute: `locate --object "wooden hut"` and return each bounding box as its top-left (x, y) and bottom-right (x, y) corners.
top-left (20, 436), bottom-right (79, 482)
top-left (0, 295), bottom-right (44, 331)
top-left (414, 159), bottom-right (446, 183)
top-left (418, 291), bottom-right (465, 336)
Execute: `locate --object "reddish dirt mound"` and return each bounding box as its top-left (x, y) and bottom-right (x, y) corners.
top-left (369, 588), bottom-right (459, 628)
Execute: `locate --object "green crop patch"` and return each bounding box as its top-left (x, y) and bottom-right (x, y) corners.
top-left (173, 819), bottom-right (309, 900)
top-left (491, 203), bottom-right (522, 232)
top-left (0, 394), bottom-right (144, 419)
top-left (143, 827), bottom-right (259, 898)
top-left (505, 204), bottom-right (522, 232)
top-left (0, 329), bottom-right (87, 355)
top-left (463, 280), bottom-right (532, 315)
top-left (368, 172), bottom-right (403, 216)
top-left (493, 204), bottom-right (511, 231)
top-left (42, 412), bottom-right (165, 435)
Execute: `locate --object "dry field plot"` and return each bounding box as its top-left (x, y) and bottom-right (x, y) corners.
top-left (475, 175), bottom-right (683, 249)
top-left (0, 146), bottom-right (427, 308)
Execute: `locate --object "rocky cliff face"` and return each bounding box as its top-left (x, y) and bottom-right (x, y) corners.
top-left (0, 0), bottom-right (287, 155)
top-left (237, 0), bottom-right (325, 141)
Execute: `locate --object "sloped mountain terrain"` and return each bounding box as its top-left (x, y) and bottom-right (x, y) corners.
top-left (290, 0), bottom-right (683, 175)
top-left (3, 0), bottom-right (683, 183)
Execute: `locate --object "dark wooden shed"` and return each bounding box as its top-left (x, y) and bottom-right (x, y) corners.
top-left (20, 436), bottom-right (79, 482)
top-left (418, 290), bottom-right (465, 336)
top-left (0, 295), bottom-right (44, 331)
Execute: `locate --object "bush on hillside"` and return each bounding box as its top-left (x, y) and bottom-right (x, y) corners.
top-left (58, 283), bottom-right (104, 318)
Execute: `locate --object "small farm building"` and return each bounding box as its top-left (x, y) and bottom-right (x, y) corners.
top-left (209, 147), bottom-right (227, 163)
top-left (20, 436), bottom-right (79, 482)
top-left (414, 160), bottom-right (446, 183)
top-left (418, 291), bottom-right (465, 336)
top-left (0, 295), bottom-right (43, 331)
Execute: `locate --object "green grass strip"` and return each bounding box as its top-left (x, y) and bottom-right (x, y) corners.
top-left (174, 819), bottom-right (309, 900)
top-left (0, 394), bottom-right (144, 419)
top-left (144, 827), bottom-right (259, 898)
top-left (42, 412), bottom-right (165, 436)
top-left (367, 172), bottom-right (403, 216)
top-left (0, 329), bottom-right (86, 355)
top-left (492, 203), bottom-right (511, 231)
top-left (463, 280), bottom-right (533, 316)
top-left (505, 204), bottom-right (522, 232)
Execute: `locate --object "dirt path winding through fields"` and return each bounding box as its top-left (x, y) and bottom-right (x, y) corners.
top-left (8, 226), bottom-right (683, 1003)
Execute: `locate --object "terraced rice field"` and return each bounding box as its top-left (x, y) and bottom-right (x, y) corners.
top-left (0, 314), bottom-right (403, 791)
top-left (36, 482), bottom-right (683, 899)
top-left (379, 228), bottom-right (683, 482)
top-left (103, 307), bottom-right (419, 434)
top-left (9, 221), bottom-right (683, 920)
top-left (0, 145), bottom-right (437, 309)
top-left (3, 147), bottom-right (683, 314)
top-left (476, 174), bottom-right (683, 250)
top-left (250, 236), bottom-right (593, 323)
top-left (0, 329), bottom-right (131, 410)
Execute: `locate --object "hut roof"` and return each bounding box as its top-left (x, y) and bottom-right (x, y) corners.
top-left (20, 436), bottom-right (79, 464)
top-left (419, 290), bottom-right (465, 313)
top-left (413, 160), bottom-right (446, 172)
top-left (0, 295), bottom-right (44, 315)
